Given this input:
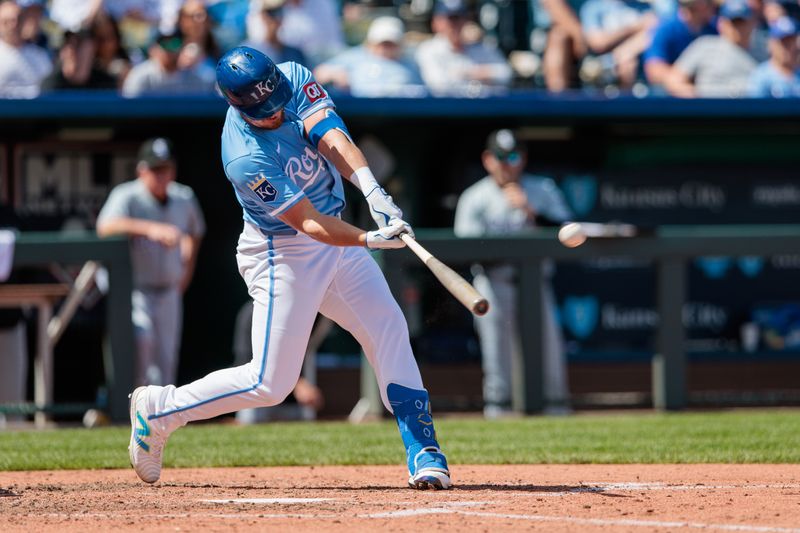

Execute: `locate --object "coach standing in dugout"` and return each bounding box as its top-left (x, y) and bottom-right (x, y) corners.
top-left (454, 129), bottom-right (573, 418)
top-left (97, 138), bottom-right (205, 387)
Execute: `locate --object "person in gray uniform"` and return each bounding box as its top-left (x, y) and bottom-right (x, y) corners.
top-left (454, 129), bottom-right (573, 417)
top-left (97, 138), bottom-right (205, 387)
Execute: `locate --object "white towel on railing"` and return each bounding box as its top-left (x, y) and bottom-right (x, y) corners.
top-left (0, 230), bottom-right (15, 282)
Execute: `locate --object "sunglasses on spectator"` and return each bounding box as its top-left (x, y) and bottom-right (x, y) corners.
top-left (263, 8), bottom-right (283, 18)
top-left (493, 151), bottom-right (522, 164)
top-left (157, 36), bottom-right (183, 53)
top-left (182, 11), bottom-right (207, 22)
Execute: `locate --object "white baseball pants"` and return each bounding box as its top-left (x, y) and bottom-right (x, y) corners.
top-left (132, 287), bottom-right (182, 387)
top-left (147, 222), bottom-right (424, 434)
top-left (473, 270), bottom-right (569, 408)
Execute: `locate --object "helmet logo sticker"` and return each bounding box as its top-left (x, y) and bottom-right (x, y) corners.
top-left (250, 79), bottom-right (276, 101)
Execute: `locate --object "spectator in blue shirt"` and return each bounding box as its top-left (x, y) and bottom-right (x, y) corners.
top-left (314, 16), bottom-right (425, 97)
top-left (748, 16), bottom-right (800, 97)
top-left (643, 0), bottom-right (717, 87)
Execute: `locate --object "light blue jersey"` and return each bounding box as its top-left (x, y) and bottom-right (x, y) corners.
top-left (221, 61), bottom-right (346, 235)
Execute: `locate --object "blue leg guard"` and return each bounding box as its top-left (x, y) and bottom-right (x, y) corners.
top-left (387, 383), bottom-right (451, 489)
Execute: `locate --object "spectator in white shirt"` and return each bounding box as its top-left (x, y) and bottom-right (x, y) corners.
top-left (0, 0), bottom-right (51, 98)
top-left (314, 16), bottom-right (426, 97)
top-left (49, 0), bottom-right (104, 32)
top-left (415, 0), bottom-right (513, 96)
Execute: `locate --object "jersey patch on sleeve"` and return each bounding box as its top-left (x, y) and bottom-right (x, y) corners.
top-left (303, 81), bottom-right (327, 103)
top-left (248, 174), bottom-right (278, 202)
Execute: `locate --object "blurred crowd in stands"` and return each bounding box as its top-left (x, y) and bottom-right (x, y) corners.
top-left (0, 0), bottom-right (798, 99)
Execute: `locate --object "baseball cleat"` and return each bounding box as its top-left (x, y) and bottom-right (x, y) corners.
top-left (408, 446), bottom-right (452, 490)
top-left (128, 386), bottom-right (167, 484)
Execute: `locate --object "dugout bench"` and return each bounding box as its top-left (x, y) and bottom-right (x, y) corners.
top-left (373, 225), bottom-right (800, 413)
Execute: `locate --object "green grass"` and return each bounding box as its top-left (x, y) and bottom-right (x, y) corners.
top-left (2, 410), bottom-right (800, 471)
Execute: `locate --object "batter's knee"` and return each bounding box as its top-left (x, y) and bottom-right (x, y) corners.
top-left (251, 382), bottom-right (294, 407)
top-left (239, 359), bottom-right (294, 406)
top-left (379, 302), bottom-right (409, 330)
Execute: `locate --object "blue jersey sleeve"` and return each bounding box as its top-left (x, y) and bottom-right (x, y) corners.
top-left (643, 20), bottom-right (671, 64)
top-left (225, 150), bottom-right (305, 217)
top-left (279, 61), bottom-right (335, 120)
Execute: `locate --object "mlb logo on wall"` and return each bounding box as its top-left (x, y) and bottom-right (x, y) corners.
top-left (249, 174), bottom-right (278, 202)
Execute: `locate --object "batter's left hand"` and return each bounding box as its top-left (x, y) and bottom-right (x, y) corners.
top-left (365, 186), bottom-right (403, 228)
top-left (365, 218), bottom-right (413, 249)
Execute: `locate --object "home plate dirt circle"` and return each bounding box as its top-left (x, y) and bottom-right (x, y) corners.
top-left (2, 464), bottom-right (800, 532)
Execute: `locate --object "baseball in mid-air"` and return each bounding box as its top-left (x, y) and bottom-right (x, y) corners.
top-left (558, 222), bottom-right (587, 248)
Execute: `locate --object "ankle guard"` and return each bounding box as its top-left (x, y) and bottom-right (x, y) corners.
top-left (387, 383), bottom-right (444, 474)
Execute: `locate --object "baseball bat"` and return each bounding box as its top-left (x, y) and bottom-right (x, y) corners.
top-left (400, 234), bottom-right (489, 316)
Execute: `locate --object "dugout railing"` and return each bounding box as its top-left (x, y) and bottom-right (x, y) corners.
top-left (373, 225), bottom-right (800, 414)
top-left (3, 233), bottom-right (135, 424)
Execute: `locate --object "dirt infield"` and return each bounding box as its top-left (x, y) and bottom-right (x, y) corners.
top-left (2, 464), bottom-right (799, 532)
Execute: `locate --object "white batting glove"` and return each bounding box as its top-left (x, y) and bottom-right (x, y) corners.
top-left (365, 218), bottom-right (413, 249)
top-left (365, 186), bottom-right (403, 228)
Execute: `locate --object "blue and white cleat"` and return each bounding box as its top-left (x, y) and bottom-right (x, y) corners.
top-left (128, 386), bottom-right (167, 484)
top-left (387, 383), bottom-right (453, 490)
top-left (408, 446), bottom-right (452, 490)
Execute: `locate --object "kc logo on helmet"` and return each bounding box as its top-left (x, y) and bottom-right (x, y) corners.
top-left (303, 81), bottom-right (326, 103)
top-left (250, 79), bottom-right (276, 100)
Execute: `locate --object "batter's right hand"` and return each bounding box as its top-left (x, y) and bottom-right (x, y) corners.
top-left (365, 186), bottom-right (403, 228)
top-left (147, 222), bottom-right (182, 247)
top-left (365, 218), bottom-right (411, 249)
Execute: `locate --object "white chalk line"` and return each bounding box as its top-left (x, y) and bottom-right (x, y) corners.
top-left (23, 483), bottom-right (800, 531)
top-left (202, 497), bottom-right (335, 504)
top-left (30, 510), bottom-right (800, 532)
top-left (445, 510), bottom-right (800, 533)
top-left (583, 483), bottom-right (800, 491)
top-left (513, 482), bottom-right (800, 496)
top-left (32, 512), bottom-right (338, 520)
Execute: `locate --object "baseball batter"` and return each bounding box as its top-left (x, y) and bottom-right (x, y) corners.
top-left (128, 47), bottom-right (451, 490)
top-left (454, 129), bottom-right (573, 416)
top-left (97, 138), bottom-right (205, 387)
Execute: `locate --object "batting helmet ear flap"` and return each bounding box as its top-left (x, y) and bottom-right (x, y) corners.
top-left (216, 46), bottom-right (293, 119)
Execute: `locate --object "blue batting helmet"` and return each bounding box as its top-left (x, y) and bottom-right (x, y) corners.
top-left (216, 46), bottom-right (292, 119)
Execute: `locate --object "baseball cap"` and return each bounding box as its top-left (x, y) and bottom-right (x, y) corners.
top-left (155, 31), bottom-right (183, 53)
top-left (366, 16), bottom-right (405, 45)
top-left (434, 0), bottom-right (468, 17)
top-left (719, 0), bottom-right (752, 20)
top-left (769, 16), bottom-right (799, 39)
top-left (138, 138), bottom-right (175, 167)
top-left (486, 129), bottom-right (524, 162)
